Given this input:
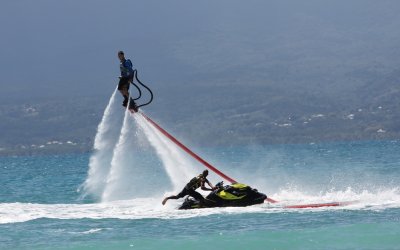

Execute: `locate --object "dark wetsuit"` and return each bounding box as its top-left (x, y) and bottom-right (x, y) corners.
top-left (175, 176), bottom-right (206, 202)
top-left (118, 59), bottom-right (134, 90)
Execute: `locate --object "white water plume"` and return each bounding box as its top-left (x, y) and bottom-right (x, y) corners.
top-left (81, 88), bottom-right (123, 200)
top-left (101, 109), bottom-right (140, 202)
top-left (135, 114), bottom-right (197, 193)
top-left (83, 94), bottom-right (204, 201)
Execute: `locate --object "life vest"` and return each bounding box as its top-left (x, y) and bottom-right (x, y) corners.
top-left (185, 175), bottom-right (203, 190)
top-left (120, 59), bottom-right (134, 77)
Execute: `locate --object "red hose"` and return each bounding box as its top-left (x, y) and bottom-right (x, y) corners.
top-left (139, 112), bottom-right (238, 184)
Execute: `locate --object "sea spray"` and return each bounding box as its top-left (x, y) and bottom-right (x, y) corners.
top-left (101, 108), bottom-right (169, 201)
top-left (101, 109), bottom-right (139, 201)
top-left (134, 114), bottom-right (197, 193)
top-left (81, 88), bottom-right (123, 200)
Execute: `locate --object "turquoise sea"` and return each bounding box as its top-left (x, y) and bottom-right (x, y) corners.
top-left (1, 140), bottom-right (400, 250)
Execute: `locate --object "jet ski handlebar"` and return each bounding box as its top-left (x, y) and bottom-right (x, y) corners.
top-left (215, 181), bottom-right (224, 190)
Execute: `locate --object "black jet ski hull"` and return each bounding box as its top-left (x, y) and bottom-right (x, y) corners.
top-left (178, 183), bottom-right (267, 210)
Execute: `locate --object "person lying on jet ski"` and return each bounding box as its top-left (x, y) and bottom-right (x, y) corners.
top-left (162, 170), bottom-right (217, 205)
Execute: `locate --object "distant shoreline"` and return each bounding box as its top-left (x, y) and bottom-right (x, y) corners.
top-left (1, 138), bottom-right (398, 157)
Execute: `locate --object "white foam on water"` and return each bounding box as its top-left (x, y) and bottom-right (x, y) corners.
top-left (2, 187), bottom-right (400, 224)
top-left (80, 88), bottom-right (123, 200)
top-left (268, 186), bottom-right (400, 210)
top-left (3, 186), bottom-right (400, 224)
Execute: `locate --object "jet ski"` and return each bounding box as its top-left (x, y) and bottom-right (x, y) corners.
top-left (178, 181), bottom-right (267, 209)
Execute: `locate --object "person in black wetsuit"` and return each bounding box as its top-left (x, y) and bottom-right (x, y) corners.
top-left (117, 51), bottom-right (137, 111)
top-left (162, 170), bottom-right (216, 205)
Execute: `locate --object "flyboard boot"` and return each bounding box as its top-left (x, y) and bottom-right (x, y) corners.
top-left (128, 97), bottom-right (138, 112)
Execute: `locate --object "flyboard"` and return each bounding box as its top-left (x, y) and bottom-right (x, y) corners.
top-left (126, 73), bottom-right (355, 209)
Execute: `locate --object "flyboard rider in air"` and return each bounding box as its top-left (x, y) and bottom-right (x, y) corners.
top-left (117, 51), bottom-right (137, 111)
top-left (117, 50), bottom-right (153, 112)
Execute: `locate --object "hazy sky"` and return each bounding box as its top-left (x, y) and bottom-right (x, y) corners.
top-left (0, 0), bottom-right (190, 99)
top-left (1, 0), bottom-right (399, 102)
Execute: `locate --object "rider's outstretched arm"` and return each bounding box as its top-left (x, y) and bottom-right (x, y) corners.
top-left (201, 179), bottom-right (216, 191)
